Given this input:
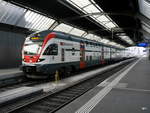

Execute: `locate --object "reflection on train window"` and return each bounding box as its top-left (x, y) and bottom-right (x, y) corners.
top-left (43, 44), bottom-right (58, 55)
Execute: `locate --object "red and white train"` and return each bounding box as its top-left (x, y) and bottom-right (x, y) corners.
top-left (21, 30), bottom-right (128, 78)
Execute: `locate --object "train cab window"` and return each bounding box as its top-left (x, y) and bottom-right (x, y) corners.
top-left (43, 44), bottom-right (58, 55)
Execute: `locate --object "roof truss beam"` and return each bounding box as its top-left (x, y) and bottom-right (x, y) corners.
top-left (64, 12), bottom-right (135, 21)
top-left (136, 13), bottom-right (150, 28)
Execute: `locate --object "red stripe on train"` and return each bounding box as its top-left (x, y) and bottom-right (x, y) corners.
top-left (39, 32), bottom-right (56, 56)
top-left (80, 62), bottom-right (86, 69)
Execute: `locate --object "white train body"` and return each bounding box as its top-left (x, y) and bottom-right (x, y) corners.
top-left (21, 30), bottom-right (128, 78)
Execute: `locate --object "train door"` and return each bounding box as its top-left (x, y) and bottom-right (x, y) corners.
top-left (61, 48), bottom-right (65, 62)
top-left (80, 42), bottom-right (86, 69)
top-left (110, 48), bottom-right (112, 60)
top-left (109, 47), bottom-right (111, 61)
top-left (101, 46), bottom-right (105, 64)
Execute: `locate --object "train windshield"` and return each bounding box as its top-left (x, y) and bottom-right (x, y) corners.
top-left (23, 31), bottom-right (54, 55)
top-left (24, 41), bottom-right (43, 55)
top-left (23, 35), bottom-right (43, 55)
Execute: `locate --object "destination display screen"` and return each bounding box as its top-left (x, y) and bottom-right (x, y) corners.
top-left (30, 33), bottom-right (44, 42)
top-left (137, 43), bottom-right (148, 47)
top-left (31, 37), bottom-right (41, 40)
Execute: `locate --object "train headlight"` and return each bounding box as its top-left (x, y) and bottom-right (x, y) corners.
top-left (38, 59), bottom-right (45, 62)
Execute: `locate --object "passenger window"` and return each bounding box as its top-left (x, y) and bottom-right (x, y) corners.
top-left (72, 48), bottom-right (75, 55)
top-left (90, 56), bottom-right (92, 61)
top-left (43, 44), bottom-right (58, 55)
top-left (86, 56), bottom-right (88, 61)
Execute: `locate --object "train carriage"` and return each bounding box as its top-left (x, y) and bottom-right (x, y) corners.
top-left (21, 30), bottom-right (125, 78)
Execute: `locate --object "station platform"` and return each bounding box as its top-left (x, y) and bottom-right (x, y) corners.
top-left (0, 68), bottom-right (24, 80)
top-left (0, 59), bottom-right (134, 113)
top-left (56, 57), bottom-right (150, 113)
top-left (35, 58), bottom-right (133, 93)
top-left (0, 68), bottom-right (21, 74)
top-left (0, 68), bottom-right (24, 87)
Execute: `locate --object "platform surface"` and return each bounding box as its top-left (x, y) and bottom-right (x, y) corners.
top-left (56, 57), bottom-right (150, 113)
top-left (0, 86), bottom-right (43, 105)
top-left (0, 68), bottom-right (21, 76)
top-left (0, 68), bottom-right (23, 80)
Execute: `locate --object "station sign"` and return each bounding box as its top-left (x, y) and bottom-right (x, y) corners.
top-left (137, 43), bottom-right (148, 47)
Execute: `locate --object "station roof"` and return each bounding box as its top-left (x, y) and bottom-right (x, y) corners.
top-left (2, 0), bottom-right (150, 47)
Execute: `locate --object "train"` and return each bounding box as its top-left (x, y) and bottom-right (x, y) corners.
top-left (21, 30), bottom-right (129, 78)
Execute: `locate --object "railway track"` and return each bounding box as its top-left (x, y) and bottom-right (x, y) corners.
top-left (0, 59), bottom-right (135, 113)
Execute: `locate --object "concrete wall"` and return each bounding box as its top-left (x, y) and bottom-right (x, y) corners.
top-left (0, 30), bottom-right (25, 68)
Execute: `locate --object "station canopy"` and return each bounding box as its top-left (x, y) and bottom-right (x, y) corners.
top-left (0, 0), bottom-right (146, 48)
top-left (138, 0), bottom-right (150, 42)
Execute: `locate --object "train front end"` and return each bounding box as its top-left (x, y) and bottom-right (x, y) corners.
top-left (21, 31), bottom-right (56, 78)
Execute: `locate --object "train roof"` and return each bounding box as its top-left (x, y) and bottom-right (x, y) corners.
top-left (30, 30), bottom-right (125, 50)
top-left (55, 31), bottom-right (125, 50)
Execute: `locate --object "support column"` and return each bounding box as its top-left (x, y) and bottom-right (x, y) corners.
top-left (48, 20), bottom-right (60, 30)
